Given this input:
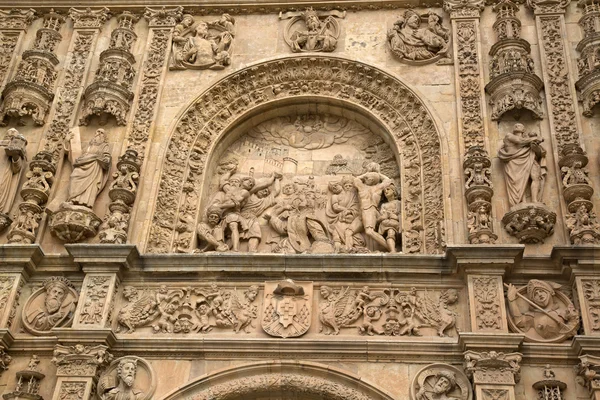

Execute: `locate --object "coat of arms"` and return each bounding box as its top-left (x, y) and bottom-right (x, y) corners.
top-left (261, 280), bottom-right (312, 338)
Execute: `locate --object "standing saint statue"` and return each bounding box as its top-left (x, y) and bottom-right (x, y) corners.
top-left (0, 128), bottom-right (27, 229)
top-left (497, 123), bottom-right (547, 207)
top-left (66, 128), bottom-right (111, 208)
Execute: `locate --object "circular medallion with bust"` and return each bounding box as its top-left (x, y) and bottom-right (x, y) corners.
top-left (411, 364), bottom-right (472, 400)
top-left (98, 356), bottom-right (156, 400)
top-left (22, 277), bottom-right (78, 335)
top-left (506, 279), bottom-right (579, 343)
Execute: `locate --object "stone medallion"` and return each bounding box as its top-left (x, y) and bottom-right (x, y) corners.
top-left (22, 277), bottom-right (78, 335)
top-left (261, 280), bottom-right (312, 338)
top-left (98, 356), bottom-right (156, 400)
top-left (410, 363), bottom-right (472, 400)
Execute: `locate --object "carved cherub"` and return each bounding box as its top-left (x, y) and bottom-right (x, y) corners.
top-left (561, 161), bottom-right (591, 187)
top-left (464, 161), bottom-right (492, 189)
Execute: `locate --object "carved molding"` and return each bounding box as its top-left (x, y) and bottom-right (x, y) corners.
top-left (147, 55), bottom-right (446, 255)
top-left (80, 11), bottom-right (138, 126)
top-left (576, 277), bottom-right (600, 335)
top-left (443, 0), bottom-right (485, 19)
top-left (73, 274), bottom-right (114, 327)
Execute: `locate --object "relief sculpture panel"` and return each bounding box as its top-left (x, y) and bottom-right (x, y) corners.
top-left (198, 113), bottom-right (403, 254)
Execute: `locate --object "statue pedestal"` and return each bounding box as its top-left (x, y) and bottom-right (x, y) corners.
top-left (501, 203), bottom-right (556, 244)
top-left (48, 203), bottom-right (102, 243)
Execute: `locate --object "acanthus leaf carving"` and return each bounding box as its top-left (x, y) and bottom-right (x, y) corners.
top-left (0, 9), bottom-right (35, 31)
top-left (68, 7), bottom-right (110, 29)
top-left (472, 276), bottom-right (502, 330)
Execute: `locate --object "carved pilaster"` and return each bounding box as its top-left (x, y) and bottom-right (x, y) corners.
top-left (486, 0), bottom-right (544, 121)
top-left (98, 8), bottom-right (178, 244)
top-left (7, 15), bottom-right (101, 244)
top-left (50, 344), bottom-right (112, 400)
top-left (80, 11), bottom-right (138, 126)
top-left (445, 0), bottom-right (497, 244)
top-left (575, 277), bottom-right (600, 335)
top-left (576, 0), bottom-right (600, 116)
top-left (467, 275), bottom-right (507, 332)
top-left (0, 10), bottom-right (64, 126)
top-left (464, 351), bottom-right (522, 400)
top-left (0, 9), bottom-right (35, 95)
top-left (578, 354), bottom-right (600, 400)
top-left (0, 274), bottom-right (24, 329)
top-left (73, 274), bottom-right (118, 328)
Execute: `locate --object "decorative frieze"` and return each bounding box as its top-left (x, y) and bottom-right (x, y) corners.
top-left (0, 9), bottom-right (36, 31)
top-left (80, 11), bottom-right (138, 126)
top-left (464, 351), bottom-right (521, 400)
top-left (486, 0), bottom-right (543, 121)
top-left (0, 10), bottom-right (64, 126)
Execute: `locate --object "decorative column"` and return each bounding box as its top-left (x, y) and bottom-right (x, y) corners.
top-left (444, 0), bottom-right (497, 245)
top-left (0, 10), bottom-right (64, 126)
top-left (527, 0), bottom-right (600, 244)
top-left (0, 9), bottom-right (35, 94)
top-left (80, 11), bottom-right (139, 126)
top-left (50, 344), bottom-right (112, 400)
top-left (576, 0), bottom-right (600, 116)
top-left (6, 8), bottom-right (109, 245)
top-left (464, 351), bottom-right (522, 400)
top-left (99, 7), bottom-right (182, 244)
top-left (578, 355), bottom-right (600, 400)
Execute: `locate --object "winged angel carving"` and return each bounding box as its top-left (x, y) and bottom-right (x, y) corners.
top-left (319, 286), bottom-right (458, 337)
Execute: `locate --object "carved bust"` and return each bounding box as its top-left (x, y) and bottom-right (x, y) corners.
top-left (22, 277), bottom-right (78, 335)
top-left (98, 356), bottom-right (156, 400)
top-left (411, 364), bottom-right (472, 400)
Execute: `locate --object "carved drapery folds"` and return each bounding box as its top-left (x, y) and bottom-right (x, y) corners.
top-left (0, 128), bottom-right (27, 232)
top-left (281, 8), bottom-right (343, 53)
top-left (576, 0), bottom-right (600, 116)
top-left (80, 11), bottom-right (138, 126)
top-left (0, 10), bottom-right (64, 126)
top-left (147, 56), bottom-right (445, 255)
top-left (7, 29), bottom-right (96, 244)
top-left (486, 0), bottom-right (543, 121)
top-left (3, 355), bottom-right (44, 400)
top-left (464, 351), bottom-right (521, 400)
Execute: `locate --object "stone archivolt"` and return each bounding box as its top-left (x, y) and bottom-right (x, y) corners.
top-left (0, 10), bottom-right (64, 126)
top-left (147, 55), bottom-right (446, 255)
top-left (80, 11), bottom-right (138, 126)
top-left (486, 0), bottom-right (543, 121)
top-left (576, 0), bottom-right (600, 116)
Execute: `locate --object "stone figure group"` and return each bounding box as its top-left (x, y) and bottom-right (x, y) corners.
top-left (197, 161), bottom-right (402, 253)
top-left (287, 8), bottom-right (338, 52)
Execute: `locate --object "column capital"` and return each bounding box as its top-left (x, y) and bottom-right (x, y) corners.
top-left (444, 0), bottom-right (485, 19)
top-left (0, 9), bottom-right (35, 31)
top-left (526, 0), bottom-right (571, 14)
top-left (68, 7), bottom-right (110, 30)
top-left (144, 6), bottom-right (182, 28)
top-left (51, 344), bottom-right (113, 377)
top-left (464, 350), bottom-right (523, 385)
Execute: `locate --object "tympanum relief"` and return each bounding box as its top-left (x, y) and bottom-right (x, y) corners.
top-left (48, 128), bottom-right (112, 242)
top-left (0, 128), bottom-right (27, 232)
top-left (115, 284), bottom-right (259, 335)
top-left (498, 123), bottom-right (556, 243)
top-left (505, 280), bottom-right (579, 343)
top-left (170, 13), bottom-right (235, 70)
top-left (280, 8), bottom-right (343, 53)
top-left (319, 286), bottom-right (459, 337)
top-left (22, 277), bottom-right (78, 335)
top-left (199, 113), bottom-right (403, 254)
top-left (411, 364), bottom-right (472, 400)
top-left (98, 356), bottom-right (156, 400)
top-left (387, 10), bottom-right (451, 65)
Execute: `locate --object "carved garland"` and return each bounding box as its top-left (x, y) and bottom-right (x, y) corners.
top-left (147, 56), bottom-right (445, 255)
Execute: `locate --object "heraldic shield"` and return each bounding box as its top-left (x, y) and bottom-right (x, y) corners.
top-left (261, 280), bottom-right (313, 338)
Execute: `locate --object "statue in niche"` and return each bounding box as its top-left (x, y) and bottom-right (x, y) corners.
top-left (353, 162), bottom-right (395, 250)
top-left (506, 279), bottom-right (579, 342)
top-left (387, 10), bottom-right (450, 64)
top-left (497, 123), bottom-right (546, 207)
top-left (64, 128), bottom-right (111, 209)
top-left (100, 358), bottom-right (144, 400)
top-left (170, 14), bottom-right (234, 70)
top-left (284, 8), bottom-right (340, 53)
top-left (0, 128), bottom-right (27, 231)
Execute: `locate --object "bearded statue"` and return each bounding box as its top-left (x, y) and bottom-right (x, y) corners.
top-left (101, 358), bottom-right (144, 400)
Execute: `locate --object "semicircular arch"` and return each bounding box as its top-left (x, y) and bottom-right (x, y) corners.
top-left (159, 360), bottom-right (396, 400)
top-left (146, 55), bottom-right (448, 254)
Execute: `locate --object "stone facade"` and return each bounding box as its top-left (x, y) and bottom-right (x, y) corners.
top-left (0, 1), bottom-right (597, 399)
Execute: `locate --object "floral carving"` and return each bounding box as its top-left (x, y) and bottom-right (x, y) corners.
top-left (57, 382), bottom-right (86, 400)
top-left (0, 9), bottom-right (35, 30)
top-left (472, 276), bottom-right (502, 331)
top-left (147, 56), bottom-right (445, 255)
top-left (78, 276), bottom-right (111, 325)
top-left (581, 279), bottom-right (600, 333)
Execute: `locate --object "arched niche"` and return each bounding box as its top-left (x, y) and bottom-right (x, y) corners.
top-left (159, 361), bottom-right (396, 400)
top-left (146, 55), bottom-right (448, 255)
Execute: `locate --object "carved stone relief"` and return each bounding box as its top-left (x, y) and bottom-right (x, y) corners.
top-left (281, 8), bottom-right (343, 53)
top-left (262, 280), bottom-right (312, 338)
top-left (471, 276), bottom-right (503, 331)
top-left (387, 10), bottom-right (450, 65)
top-left (0, 276), bottom-right (17, 327)
top-left (0, 346), bottom-right (12, 376)
top-left (57, 381), bottom-right (86, 400)
top-left (464, 351), bottom-right (521, 399)
top-left (578, 354), bottom-right (600, 397)
top-left (0, 128), bottom-right (27, 232)
top-left (170, 13), bottom-right (235, 70)
top-left (80, 11), bottom-right (138, 126)
top-left (319, 285), bottom-right (459, 337)
top-left (498, 123), bottom-right (556, 243)
top-left (505, 280), bottom-right (579, 343)
top-left (0, 9), bottom-right (35, 31)
top-left (8, 28), bottom-right (97, 244)
top-left (52, 344), bottom-right (113, 377)
top-left (21, 277), bottom-right (78, 335)
top-left (3, 355), bottom-right (45, 400)
top-left (77, 275), bottom-right (111, 326)
top-left (0, 10), bottom-right (64, 126)
top-left (98, 356), bottom-right (156, 400)
top-left (115, 284), bottom-right (259, 335)
top-left (148, 56), bottom-right (446, 255)
top-left (464, 147), bottom-right (496, 244)
top-left (576, 0), bottom-right (600, 116)
top-left (532, 366), bottom-right (566, 400)
top-left (48, 128), bottom-right (111, 242)
top-left (199, 114), bottom-right (403, 254)
top-left (577, 278), bottom-right (600, 334)
top-left (410, 363), bottom-right (472, 400)
top-left (486, 0), bottom-right (544, 121)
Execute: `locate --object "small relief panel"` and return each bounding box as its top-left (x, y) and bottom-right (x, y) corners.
top-left (261, 280), bottom-right (312, 338)
top-left (280, 8), bottom-right (344, 53)
top-left (98, 356), bottom-right (156, 400)
top-left (505, 280), bottom-right (579, 343)
top-left (22, 277), bottom-right (78, 335)
top-left (318, 285), bottom-right (460, 337)
top-left (411, 363), bottom-right (473, 400)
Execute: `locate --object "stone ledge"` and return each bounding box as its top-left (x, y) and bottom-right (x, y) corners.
top-left (0, 244), bottom-right (44, 277)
